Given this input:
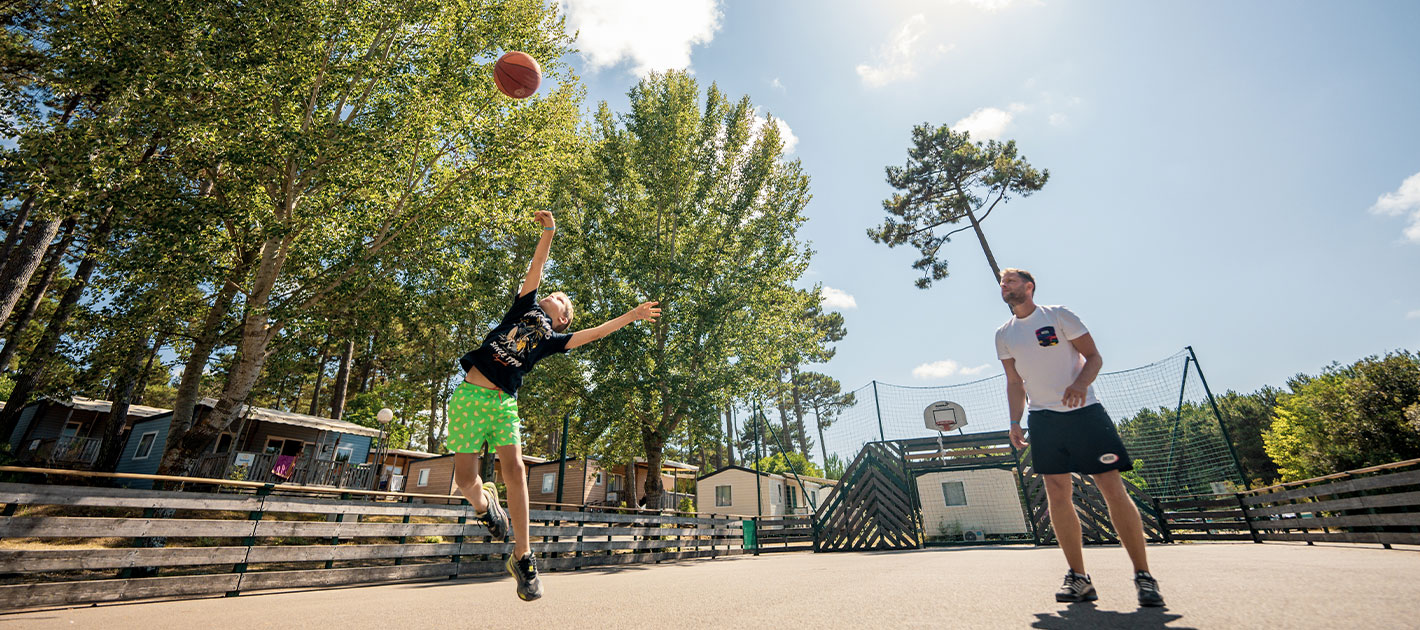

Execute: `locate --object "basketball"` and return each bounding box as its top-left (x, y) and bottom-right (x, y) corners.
top-left (494, 51), bottom-right (541, 99)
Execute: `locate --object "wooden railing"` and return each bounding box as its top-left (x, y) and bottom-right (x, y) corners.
top-left (191, 452), bottom-right (374, 489)
top-left (17, 436), bottom-right (102, 467)
top-left (0, 467), bottom-right (745, 610)
top-left (751, 515), bottom-right (814, 553)
top-left (1159, 458), bottom-right (1420, 547)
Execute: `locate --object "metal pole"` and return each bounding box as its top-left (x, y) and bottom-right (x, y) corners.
top-left (871, 381), bottom-right (885, 442)
top-left (754, 400), bottom-right (763, 521)
top-left (1187, 346), bottom-right (1251, 490)
top-left (555, 412), bottom-right (570, 505)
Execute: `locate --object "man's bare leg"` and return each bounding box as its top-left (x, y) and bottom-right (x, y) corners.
top-left (1092, 470), bottom-right (1150, 573)
top-left (1044, 473), bottom-right (1086, 573)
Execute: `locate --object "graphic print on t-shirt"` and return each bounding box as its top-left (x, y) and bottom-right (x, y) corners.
top-left (489, 312), bottom-right (553, 368)
top-left (1035, 326), bottom-right (1059, 347)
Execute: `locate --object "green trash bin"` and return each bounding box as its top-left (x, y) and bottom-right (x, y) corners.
top-left (743, 518), bottom-right (758, 553)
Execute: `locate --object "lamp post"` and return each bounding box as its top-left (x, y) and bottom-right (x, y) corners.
top-left (372, 408), bottom-right (394, 492)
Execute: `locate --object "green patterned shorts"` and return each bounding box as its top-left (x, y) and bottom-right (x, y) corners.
top-left (445, 382), bottom-right (521, 452)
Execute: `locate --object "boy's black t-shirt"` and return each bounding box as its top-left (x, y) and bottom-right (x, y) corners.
top-left (459, 289), bottom-right (573, 397)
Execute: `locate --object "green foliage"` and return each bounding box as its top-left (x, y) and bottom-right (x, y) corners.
top-left (1264, 351), bottom-right (1420, 481)
top-left (557, 71), bottom-right (817, 499)
top-left (823, 453), bottom-right (847, 480)
top-left (758, 451), bottom-right (822, 477)
top-left (1214, 388), bottom-right (1283, 484)
top-left (868, 123), bottom-right (1049, 288)
top-left (1115, 402), bottom-right (1239, 496)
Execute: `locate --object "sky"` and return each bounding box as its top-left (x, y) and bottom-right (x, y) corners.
top-left (549, 0), bottom-right (1420, 398)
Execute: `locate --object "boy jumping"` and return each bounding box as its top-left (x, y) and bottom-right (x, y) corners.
top-left (450, 210), bottom-right (659, 601)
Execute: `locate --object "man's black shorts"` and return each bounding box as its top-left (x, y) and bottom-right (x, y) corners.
top-left (1027, 403), bottom-right (1133, 475)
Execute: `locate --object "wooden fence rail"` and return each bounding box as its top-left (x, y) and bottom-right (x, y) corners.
top-left (751, 515), bottom-right (814, 553)
top-left (0, 467), bottom-right (744, 610)
top-left (1159, 458), bottom-right (1420, 547)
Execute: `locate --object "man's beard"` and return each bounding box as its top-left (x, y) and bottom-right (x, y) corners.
top-left (1002, 290), bottom-right (1026, 306)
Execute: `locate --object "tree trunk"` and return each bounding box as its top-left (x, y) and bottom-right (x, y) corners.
top-left (159, 233), bottom-right (292, 477)
top-left (964, 205), bottom-right (1002, 284)
top-left (132, 332), bottom-right (167, 405)
top-left (0, 212), bottom-right (115, 440)
top-left (328, 339), bottom-right (354, 420)
top-left (725, 407), bottom-right (736, 467)
top-left (0, 195), bottom-right (35, 271)
top-left (641, 428), bottom-right (666, 510)
top-left (96, 334), bottom-right (152, 472)
top-left (0, 217), bottom-right (77, 374)
top-left (167, 248), bottom-right (255, 440)
top-left (814, 401), bottom-right (830, 470)
top-left (0, 214), bottom-right (64, 327)
top-left (307, 341), bottom-right (331, 417)
top-left (776, 398), bottom-right (795, 458)
top-left (355, 331), bottom-right (377, 394)
top-left (790, 374), bottom-right (811, 459)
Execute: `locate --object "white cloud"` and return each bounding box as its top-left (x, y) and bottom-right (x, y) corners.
top-left (1407, 309), bottom-right (1420, 320)
top-left (912, 360), bottom-right (991, 380)
top-left (820, 286), bottom-right (857, 310)
top-left (770, 77), bottom-right (785, 91)
top-left (750, 110), bottom-right (798, 154)
top-left (1048, 112), bottom-right (1068, 127)
top-left (1370, 171), bottom-right (1420, 243)
top-left (856, 15), bottom-right (928, 88)
top-left (953, 103), bottom-right (1027, 141)
top-left (561, 0), bottom-right (722, 76)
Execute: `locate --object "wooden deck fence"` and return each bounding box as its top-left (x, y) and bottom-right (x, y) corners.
top-left (1159, 458), bottom-right (1420, 547)
top-left (0, 467), bottom-right (745, 610)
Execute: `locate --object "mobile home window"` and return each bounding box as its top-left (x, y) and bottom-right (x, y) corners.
top-left (715, 485), bottom-right (732, 507)
top-left (334, 445), bottom-right (353, 462)
top-left (133, 432), bottom-right (158, 460)
top-left (542, 473), bottom-right (556, 494)
top-left (942, 481), bottom-right (967, 507)
top-left (417, 468), bottom-right (430, 487)
top-left (593, 471), bottom-right (604, 485)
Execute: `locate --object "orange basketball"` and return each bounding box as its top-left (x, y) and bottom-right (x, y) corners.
top-left (494, 51), bottom-right (541, 99)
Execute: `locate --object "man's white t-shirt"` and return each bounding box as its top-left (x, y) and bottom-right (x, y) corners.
top-left (995, 305), bottom-right (1099, 412)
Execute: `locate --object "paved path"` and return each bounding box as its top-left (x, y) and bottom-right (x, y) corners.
top-left (4, 543), bottom-right (1419, 629)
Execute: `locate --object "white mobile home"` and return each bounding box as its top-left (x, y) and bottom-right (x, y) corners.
top-left (696, 465), bottom-right (837, 518)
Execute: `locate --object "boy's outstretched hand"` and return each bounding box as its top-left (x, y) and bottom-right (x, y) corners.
top-left (633, 301), bottom-right (661, 323)
top-left (534, 210), bottom-right (555, 230)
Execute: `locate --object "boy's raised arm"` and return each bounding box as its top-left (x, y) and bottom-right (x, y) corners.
top-left (566, 301), bottom-right (660, 350)
top-left (520, 210), bottom-right (556, 297)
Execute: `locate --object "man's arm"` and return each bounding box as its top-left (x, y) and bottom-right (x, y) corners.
top-left (519, 211), bottom-right (556, 297)
top-left (565, 301), bottom-right (661, 350)
top-left (1063, 332), bottom-right (1102, 408)
top-left (1003, 358), bottom-right (1029, 449)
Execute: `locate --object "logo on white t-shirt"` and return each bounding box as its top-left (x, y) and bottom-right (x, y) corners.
top-left (1035, 326), bottom-right (1058, 347)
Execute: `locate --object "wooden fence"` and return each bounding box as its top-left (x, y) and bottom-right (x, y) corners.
top-left (750, 515), bottom-right (814, 553)
top-left (0, 467), bottom-right (744, 610)
top-left (1159, 458), bottom-right (1420, 547)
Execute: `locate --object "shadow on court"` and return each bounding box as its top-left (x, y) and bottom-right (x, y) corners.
top-left (1031, 603), bottom-right (1194, 630)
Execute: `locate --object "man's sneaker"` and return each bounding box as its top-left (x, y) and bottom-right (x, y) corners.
top-left (476, 482), bottom-right (510, 540)
top-left (1135, 571), bottom-right (1165, 607)
top-left (506, 552), bottom-right (543, 601)
top-left (1056, 570), bottom-right (1098, 602)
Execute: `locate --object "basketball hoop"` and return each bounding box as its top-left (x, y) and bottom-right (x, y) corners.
top-left (923, 401), bottom-right (968, 433)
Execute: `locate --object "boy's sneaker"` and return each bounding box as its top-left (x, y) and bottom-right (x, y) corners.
top-left (476, 482), bottom-right (510, 540)
top-left (1135, 571), bottom-right (1165, 607)
top-left (1056, 570), bottom-right (1098, 602)
top-left (506, 552), bottom-right (543, 601)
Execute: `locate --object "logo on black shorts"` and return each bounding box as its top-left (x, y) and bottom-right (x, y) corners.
top-left (1036, 326), bottom-right (1059, 347)
top-left (1099, 453), bottom-right (1119, 465)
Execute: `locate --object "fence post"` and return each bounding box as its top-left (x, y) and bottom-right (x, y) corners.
top-left (1235, 493), bottom-right (1261, 544)
top-left (872, 381), bottom-right (886, 442)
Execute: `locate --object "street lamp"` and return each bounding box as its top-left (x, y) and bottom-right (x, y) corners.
top-left (372, 408), bottom-right (394, 492)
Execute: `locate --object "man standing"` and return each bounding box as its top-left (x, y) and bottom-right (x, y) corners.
top-left (995, 268), bottom-right (1164, 607)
